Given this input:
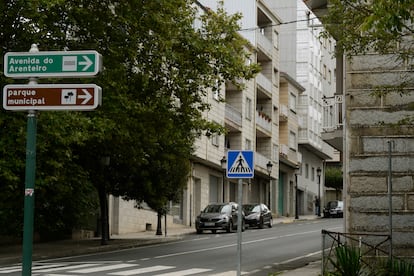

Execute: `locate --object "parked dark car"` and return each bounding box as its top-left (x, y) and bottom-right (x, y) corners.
top-left (243, 203), bottom-right (273, 229)
top-left (195, 202), bottom-right (245, 234)
top-left (323, 200), bottom-right (344, 218)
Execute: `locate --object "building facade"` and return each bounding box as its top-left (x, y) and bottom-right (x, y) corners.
top-left (269, 0), bottom-right (336, 215)
top-left (304, 0), bottom-right (414, 256)
top-left (107, 0), bottom-right (339, 234)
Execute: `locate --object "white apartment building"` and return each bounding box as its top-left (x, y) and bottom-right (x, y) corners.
top-left (106, 0), bottom-right (338, 235)
top-left (269, 0), bottom-right (336, 215)
top-left (106, 0), bottom-right (285, 234)
top-left (180, 0), bottom-right (285, 226)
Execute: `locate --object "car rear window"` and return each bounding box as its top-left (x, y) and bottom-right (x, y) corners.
top-left (204, 204), bottom-right (231, 213)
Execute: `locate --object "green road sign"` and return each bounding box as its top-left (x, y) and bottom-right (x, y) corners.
top-left (4, 50), bottom-right (102, 78)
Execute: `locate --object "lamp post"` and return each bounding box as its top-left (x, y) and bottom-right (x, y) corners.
top-left (295, 165), bottom-right (300, 219)
top-left (220, 156), bottom-right (227, 202)
top-left (317, 167), bottom-right (322, 217)
top-left (266, 161), bottom-right (273, 211)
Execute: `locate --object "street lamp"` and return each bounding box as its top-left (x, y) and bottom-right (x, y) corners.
top-left (266, 161), bottom-right (273, 210)
top-left (317, 167), bottom-right (322, 217)
top-left (220, 156), bottom-right (227, 202)
top-left (295, 165), bottom-right (301, 219)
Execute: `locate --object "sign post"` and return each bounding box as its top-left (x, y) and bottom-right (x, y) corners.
top-left (3, 44), bottom-right (102, 276)
top-left (226, 150), bottom-right (254, 276)
top-left (22, 110), bottom-right (37, 276)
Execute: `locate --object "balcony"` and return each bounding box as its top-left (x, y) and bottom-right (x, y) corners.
top-left (321, 95), bottom-right (343, 151)
top-left (256, 111), bottom-right (272, 136)
top-left (279, 144), bottom-right (289, 159)
top-left (226, 78), bottom-right (245, 92)
top-left (279, 104), bottom-right (289, 122)
top-left (256, 29), bottom-right (272, 60)
top-left (280, 144), bottom-right (302, 167)
top-left (225, 104), bottom-right (242, 132)
top-left (255, 151), bottom-right (271, 172)
top-left (256, 73), bottom-right (272, 96)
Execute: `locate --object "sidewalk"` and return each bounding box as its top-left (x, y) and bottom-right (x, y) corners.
top-left (0, 216), bottom-right (321, 275)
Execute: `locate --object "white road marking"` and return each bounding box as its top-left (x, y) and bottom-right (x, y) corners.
top-left (155, 230), bottom-right (321, 259)
top-left (69, 263), bottom-right (138, 273)
top-left (108, 265), bottom-right (173, 275)
top-left (156, 268), bottom-right (212, 276)
top-left (35, 263), bottom-right (98, 272)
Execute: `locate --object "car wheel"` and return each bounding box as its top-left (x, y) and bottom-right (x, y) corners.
top-left (196, 229), bottom-right (203, 234)
top-left (227, 220), bottom-right (233, 233)
top-left (268, 218), bottom-right (273, 228)
top-left (242, 221), bottom-right (245, 232)
top-left (259, 217), bottom-right (264, 229)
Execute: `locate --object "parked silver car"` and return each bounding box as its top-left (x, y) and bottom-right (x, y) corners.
top-left (323, 200), bottom-right (343, 218)
top-left (195, 202), bottom-right (245, 234)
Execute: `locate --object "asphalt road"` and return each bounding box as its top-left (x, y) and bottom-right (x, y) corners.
top-left (1, 218), bottom-right (342, 275)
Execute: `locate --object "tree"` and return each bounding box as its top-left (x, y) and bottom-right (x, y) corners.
top-left (323, 0), bottom-right (414, 57)
top-left (0, 0), bottom-right (259, 239)
top-left (322, 0), bottom-right (414, 125)
top-left (325, 167), bottom-right (343, 200)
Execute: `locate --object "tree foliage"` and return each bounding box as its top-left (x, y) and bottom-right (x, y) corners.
top-left (325, 167), bottom-right (343, 196)
top-left (0, 0), bottom-right (259, 238)
top-left (322, 0), bottom-right (414, 58)
top-left (322, 0), bottom-right (414, 126)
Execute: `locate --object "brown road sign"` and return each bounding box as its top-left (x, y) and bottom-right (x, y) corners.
top-left (3, 84), bottom-right (101, 111)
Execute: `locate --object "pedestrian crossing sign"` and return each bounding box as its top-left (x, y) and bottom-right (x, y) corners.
top-left (226, 150), bottom-right (254, 178)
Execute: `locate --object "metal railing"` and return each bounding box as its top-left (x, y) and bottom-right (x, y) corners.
top-left (322, 229), bottom-right (391, 275)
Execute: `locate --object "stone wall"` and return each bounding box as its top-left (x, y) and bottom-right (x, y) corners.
top-left (346, 53), bottom-right (414, 256)
top-left (109, 196), bottom-right (175, 235)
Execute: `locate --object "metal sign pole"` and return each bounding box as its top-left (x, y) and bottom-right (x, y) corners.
top-left (226, 150), bottom-right (254, 276)
top-left (21, 44), bottom-right (39, 276)
top-left (237, 178), bottom-right (243, 276)
top-left (22, 109), bottom-right (37, 276)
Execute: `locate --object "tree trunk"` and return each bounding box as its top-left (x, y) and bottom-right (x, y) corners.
top-left (98, 184), bottom-right (109, 245)
top-left (156, 212), bottom-right (162, 235)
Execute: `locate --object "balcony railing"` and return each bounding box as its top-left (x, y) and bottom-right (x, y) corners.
top-left (255, 152), bottom-right (271, 171)
top-left (256, 29), bottom-right (272, 57)
top-left (256, 111), bottom-right (272, 133)
top-left (279, 144), bottom-right (289, 158)
top-left (256, 73), bottom-right (272, 95)
top-left (322, 95), bottom-right (343, 131)
top-left (279, 104), bottom-right (289, 121)
top-left (225, 104), bottom-right (242, 127)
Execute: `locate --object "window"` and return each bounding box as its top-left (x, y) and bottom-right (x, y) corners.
top-left (311, 167), bottom-right (315, 181)
top-left (289, 93), bottom-right (297, 112)
top-left (225, 136), bottom-right (230, 149)
top-left (209, 175), bottom-right (220, 202)
top-left (274, 30), bottom-right (279, 49)
top-left (305, 163), bottom-right (309, 178)
top-left (245, 97), bottom-right (252, 120)
top-left (211, 133), bottom-right (219, 147)
top-left (245, 139), bottom-right (251, 150)
top-left (273, 144), bottom-right (278, 161)
top-left (289, 131), bottom-right (297, 150)
top-left (213, 80), bottom-right (221, 101)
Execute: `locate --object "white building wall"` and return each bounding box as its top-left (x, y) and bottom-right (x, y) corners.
top-left (200, 0), bottom-right (256, 45)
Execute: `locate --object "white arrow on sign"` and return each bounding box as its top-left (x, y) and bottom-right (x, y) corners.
top-left (78, 55), bottom-right (93, 71)
top-left (78, 89), bottom-right (92, 104)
